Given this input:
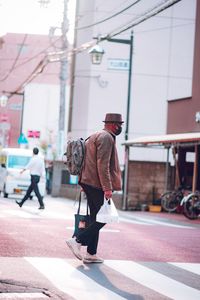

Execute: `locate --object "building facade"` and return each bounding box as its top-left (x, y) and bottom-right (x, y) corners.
top-left (0, 33), bottom-right (70, 158)
top-left (70, 0), bottom-right (196, 165)
top-left (68, 0), bottom-right (199, 207)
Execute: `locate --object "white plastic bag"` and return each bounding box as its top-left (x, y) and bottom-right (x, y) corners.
top-left (96, 198), bottom-right (119, 224)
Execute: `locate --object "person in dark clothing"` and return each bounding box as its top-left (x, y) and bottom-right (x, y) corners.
top-left (16, 147), bottom-right (45, 209)
top-left (66, 113), bottom-right (123, 263)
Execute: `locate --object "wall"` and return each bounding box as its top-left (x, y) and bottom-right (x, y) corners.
top-left (72, 0), bottom-right (196, 167)
top-left (23, 83), bottom-right (67, 154)
top-left (167, 0), bottom-right (200, 133)
top-left (127, 160), bottom-right (175, 209)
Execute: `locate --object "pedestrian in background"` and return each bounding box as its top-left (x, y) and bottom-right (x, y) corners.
top-left (16, 147), bottom-right (45, 209)
top-left (66, 113), bottom-right (123, 263)
top-left (0, 163), bottom-right (7, 196)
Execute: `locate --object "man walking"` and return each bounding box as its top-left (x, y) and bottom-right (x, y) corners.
top-left (16, 147), bottom-right (45, 209)
top-left (66, 113), bottom-right (123, 263)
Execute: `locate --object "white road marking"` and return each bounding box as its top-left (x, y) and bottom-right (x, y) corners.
top-left (66, 226), bottom-right (120, 232)
top-left (2, 209), bottom-right (74, 220)
top-left (3, 210), bottom-right (39, 218)
top-left (1, 207), bottom-right (197, 229)
top-left (104, 260), bottom-right (200, 300)
top-left (128, 216), bottom-right (194, 229)
top-left (169, 262), bottom-right (200, 276)
top-left (25, 257), bottom-right (126, 300)
top-left (0, 293), bottom-right (47, 299)
top-left (119, 217), bottom-right (153, 225)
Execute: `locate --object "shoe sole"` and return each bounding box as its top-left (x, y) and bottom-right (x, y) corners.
top-left (66, 240), bottom-right (82, 260)
top-left (83, 259), bottom-right (104, 264)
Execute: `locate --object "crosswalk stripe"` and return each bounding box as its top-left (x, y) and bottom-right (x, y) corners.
top-left (129, 216), bottom-right (194, 229)
top-left (66, 226), bottom-right (120, 233)
top-left (2, 209), bottom-right (74, 220)
top-left (0, 207), bottom-right (197, 229)
top-left (104, 260), bottom-right (200, 300)
top-left (3, 210), bottom-right (39, 218)
top-left (119, 217), bottom-right (152, 225)
top-left (0, 292), bottom-right (47, 299)
top-left (25, 257), bottom-right (126, 300)
top-left (169, 262), bottom-right (200, 276)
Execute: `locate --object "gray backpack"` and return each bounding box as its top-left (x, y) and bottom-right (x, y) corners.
top-left (64, 138), bottom-right (86, 175)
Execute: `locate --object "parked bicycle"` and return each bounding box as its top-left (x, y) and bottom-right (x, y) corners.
top-left (161, 188), bottom-right (191, 213)
top-left (180, 191), bottom-right (200, 220)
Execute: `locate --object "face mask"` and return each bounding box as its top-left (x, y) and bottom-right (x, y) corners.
top-left (114, 125), bottom-right (122, 136)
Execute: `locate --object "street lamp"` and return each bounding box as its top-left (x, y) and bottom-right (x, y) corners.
top-left (88, 44), bottom-right (105, 65)
top-left (89, 31), bottom-right (133, 210)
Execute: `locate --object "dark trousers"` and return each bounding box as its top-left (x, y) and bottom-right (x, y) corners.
top-left (77, 183), bottom-right (106, 255)
top-left (21, 175), bottom-right (44, 207)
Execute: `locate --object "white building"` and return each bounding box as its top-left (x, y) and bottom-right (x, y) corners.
top-left (70, 0), bottom-right (196, 167)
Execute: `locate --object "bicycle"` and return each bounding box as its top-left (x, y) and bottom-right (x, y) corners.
top-left (161, 188), bottom-right (191, 213)
top-left (181, 191), bottom-right (200, 220)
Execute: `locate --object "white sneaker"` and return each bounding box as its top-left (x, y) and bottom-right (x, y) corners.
top-left (83, 253), bottom-right (104, 264)
top-left (66, 238), bottom-right (82, 260)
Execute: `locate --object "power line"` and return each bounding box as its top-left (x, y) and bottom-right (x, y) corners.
top-left (76, 0), bottom-right (142, 30)
top-left (3, 0), bottom-right (184, 97)
top-left (0, 34), bottom-right (27, 82)
top-left (108, 0), bottom-right (182, 38)
top-left (4, 36), bottom-right (61, 72)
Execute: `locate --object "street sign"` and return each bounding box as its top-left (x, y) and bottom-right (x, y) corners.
top-left (108, 59), bottom-right (129, 70)
top-left (27, 130), bottom-right (40, 138)
top-left (18, 133), bottom-right (28, 144)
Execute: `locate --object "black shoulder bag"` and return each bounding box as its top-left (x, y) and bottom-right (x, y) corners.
top-left (72, 191), bottom-right (90, 240)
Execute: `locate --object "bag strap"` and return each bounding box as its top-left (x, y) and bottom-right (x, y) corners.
top-left (77, 190), bottom-right (89, 215)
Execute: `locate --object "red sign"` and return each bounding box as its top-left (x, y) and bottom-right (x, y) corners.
top-left (0, 113), bottom-right (9, 122)
top-left (27, 130), bottom-right (40, 138)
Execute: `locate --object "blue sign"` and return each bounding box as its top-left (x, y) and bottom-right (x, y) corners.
top-left (18, 133), bottom-right (28, 144)
top-left (69, 175), bottom-right (78, 185)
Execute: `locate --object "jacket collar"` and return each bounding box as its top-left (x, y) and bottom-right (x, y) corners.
top-left (103, 128), bottom-right (116, 140)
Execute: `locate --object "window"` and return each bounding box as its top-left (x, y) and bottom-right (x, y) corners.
top-left (8, 155), bottom-right (31, 169)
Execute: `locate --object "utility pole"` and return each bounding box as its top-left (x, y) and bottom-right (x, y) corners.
top-left (58, 0), bottom-right (69, 158)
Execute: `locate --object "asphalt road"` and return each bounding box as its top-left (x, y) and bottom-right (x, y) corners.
top-left (0, 194), bottom-right (200, 299)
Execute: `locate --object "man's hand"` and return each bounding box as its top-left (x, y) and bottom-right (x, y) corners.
top-left (104, 190), bottom-right (112, 199)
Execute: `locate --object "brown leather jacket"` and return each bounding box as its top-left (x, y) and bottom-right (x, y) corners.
top-left (79, 129), bottom-right (122, 191)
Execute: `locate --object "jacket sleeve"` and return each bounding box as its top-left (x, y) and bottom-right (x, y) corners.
top-left (96, 133), bottom-right (114, 191)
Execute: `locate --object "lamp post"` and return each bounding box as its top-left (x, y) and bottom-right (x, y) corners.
top-left (89, 31), bottom-right (133, 210)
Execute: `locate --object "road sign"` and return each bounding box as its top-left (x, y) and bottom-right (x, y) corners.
top-left (18, 133), bottom-right (28, 144)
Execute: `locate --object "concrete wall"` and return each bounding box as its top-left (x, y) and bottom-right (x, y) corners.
top-left (127, 160), bottom-right (175, 209)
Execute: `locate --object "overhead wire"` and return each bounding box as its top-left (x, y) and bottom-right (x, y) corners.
top-left (0, 34), bottom-right (28, 82)
top-left (1, 36), bottom-right (62, 76)
top-left (5, 0), bottom-right (183, 97)
top-left (5, 57), bottom-right (49, 98)
top-left (106, 0), bottom-right (182, 38)
top-left (76, 0), bottom-right (142, 30)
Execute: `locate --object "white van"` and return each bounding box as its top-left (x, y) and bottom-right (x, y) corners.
top-left (0, 148), bottom-right (46, 198)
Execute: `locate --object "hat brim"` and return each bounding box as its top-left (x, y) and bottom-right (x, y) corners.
top-left (103, 120), bottom-right (124, 123)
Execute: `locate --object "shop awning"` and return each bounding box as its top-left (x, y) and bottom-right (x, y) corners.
top-left (122, 132), bottom-right (200, 147)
